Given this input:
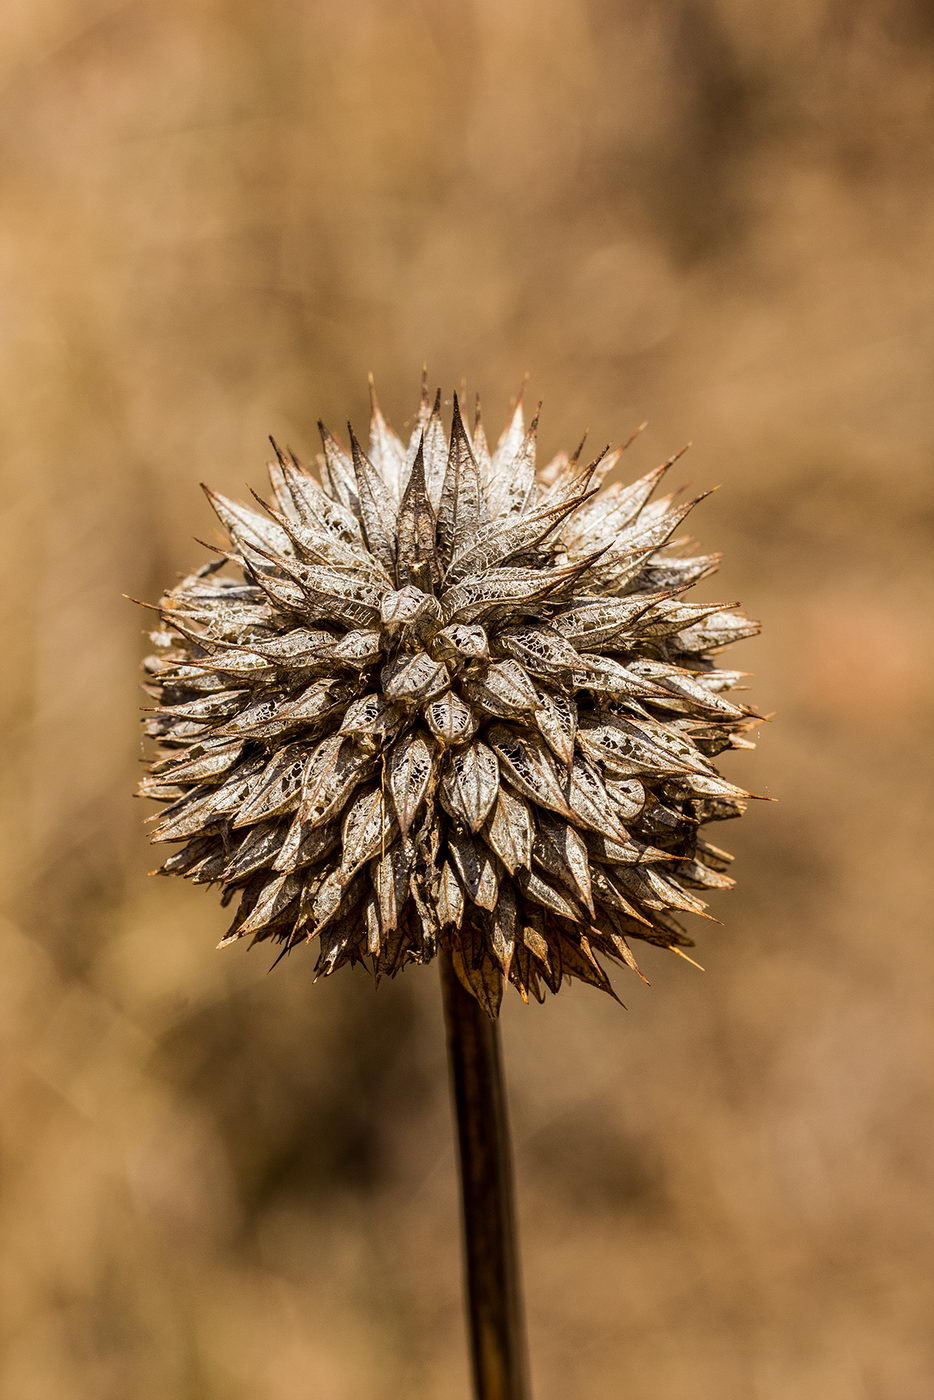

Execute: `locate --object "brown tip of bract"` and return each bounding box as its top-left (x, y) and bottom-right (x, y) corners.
top-left (620, 422), bottom-right (648, 453)
top-left (671, 948), bottom-right (706, 971)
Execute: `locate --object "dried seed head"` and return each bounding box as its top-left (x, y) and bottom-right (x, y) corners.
top-left (139, 381), bottom-right (761, 1015)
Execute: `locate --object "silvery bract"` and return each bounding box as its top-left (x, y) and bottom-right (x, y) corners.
top-left (140, 381), bottom-right (759, 1015)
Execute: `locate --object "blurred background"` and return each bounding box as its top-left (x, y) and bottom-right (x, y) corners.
top-left (2, 1), bottom-right (933, 1396)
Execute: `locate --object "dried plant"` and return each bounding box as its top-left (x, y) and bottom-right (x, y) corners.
top-left (140, 379), bottom-right (759, 1016)
top-left (139, 376), bottom-right (760, 1399)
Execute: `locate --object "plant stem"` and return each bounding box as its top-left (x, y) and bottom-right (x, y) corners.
top-left (440, 952), bottom-right (530, 1400)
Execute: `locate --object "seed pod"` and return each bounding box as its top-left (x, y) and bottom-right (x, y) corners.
top-left (140, 381), bottom-right (760, 1009)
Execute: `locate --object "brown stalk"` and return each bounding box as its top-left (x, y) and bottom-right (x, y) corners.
top-left (440, 952), bottom-right (530, 1400)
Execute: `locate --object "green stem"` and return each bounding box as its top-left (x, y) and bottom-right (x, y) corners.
top-left (440, 952), bottom-right (530, 1400)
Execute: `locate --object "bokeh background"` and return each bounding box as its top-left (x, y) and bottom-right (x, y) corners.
top-left (2, 1), bottom-right (933, 1396)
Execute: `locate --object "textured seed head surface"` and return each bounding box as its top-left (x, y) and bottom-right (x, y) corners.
top-left (140, 380), bottom-right (760, 1015)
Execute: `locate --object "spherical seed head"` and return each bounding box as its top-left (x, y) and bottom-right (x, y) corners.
top-left (140, 381), bottom-right (760, 1015)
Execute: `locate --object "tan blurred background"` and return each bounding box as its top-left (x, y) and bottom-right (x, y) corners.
top-left (2, 1), bottom-right (933, 1396)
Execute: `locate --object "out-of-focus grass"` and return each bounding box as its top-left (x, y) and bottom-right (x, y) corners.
top-left (1, 2), bottom-right (933, 1396)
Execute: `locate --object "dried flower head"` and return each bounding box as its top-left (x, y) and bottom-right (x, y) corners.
top-left (140, 379), bottom-right (759, 1014)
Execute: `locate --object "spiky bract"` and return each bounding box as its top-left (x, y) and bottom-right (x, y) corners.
top-left (140, 381), bottom-right (759, 1014)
